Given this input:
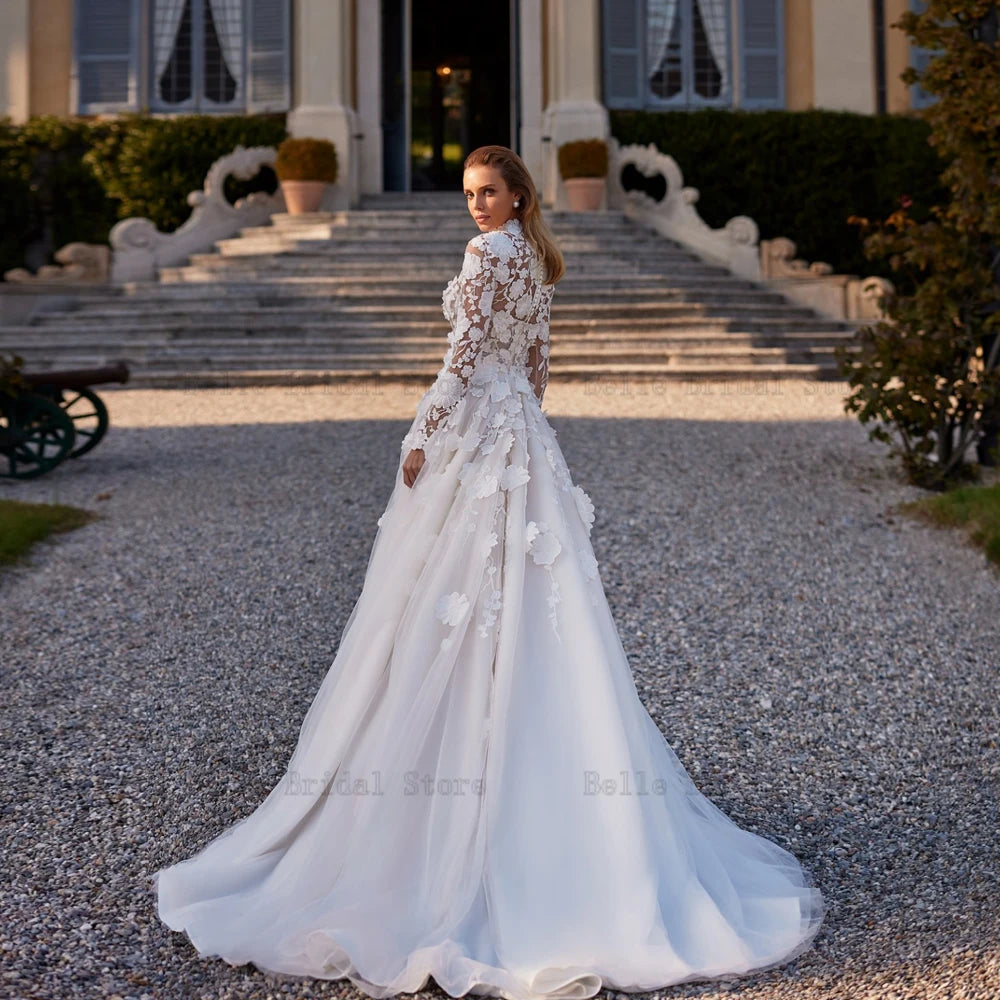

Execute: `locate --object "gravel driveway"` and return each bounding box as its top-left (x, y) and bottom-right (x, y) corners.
top-left (2, 378), bottom-right (998, 1000)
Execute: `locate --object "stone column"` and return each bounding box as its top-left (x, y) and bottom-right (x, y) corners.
top-left (811, 0), bottom-right (876, 112)
top-left (287, 0), bottom-right (361, 209)
top-left (539, 0), bottom-right (610, 209)
top-left (0, 0), bottom-right (30, 123)
top-left (518, 0), bottom-right (545, 196)
top-left (356, 0), bottom-right (383, 195)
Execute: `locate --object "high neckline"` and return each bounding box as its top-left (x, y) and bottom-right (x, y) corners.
top-left (499, 217), bottom-right (521, 234)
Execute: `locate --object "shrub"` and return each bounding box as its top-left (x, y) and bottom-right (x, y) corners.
top-left (609, 108), bottom-right (948, 280)
top-left (557, 138), bottom-right (609, 179)
top-left (275, 137), bottom-right (339, 183)
top-left (0, 112), bottom-right (287, 278)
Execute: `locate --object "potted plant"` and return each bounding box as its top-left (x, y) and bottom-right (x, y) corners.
top-left (557, 138), bottom-right (608, 211)
top-left (275, 137), bottom-right (339, 215)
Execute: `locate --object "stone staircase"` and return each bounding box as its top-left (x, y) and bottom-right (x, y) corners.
top-left (1, 191), bottom-right (859, 387)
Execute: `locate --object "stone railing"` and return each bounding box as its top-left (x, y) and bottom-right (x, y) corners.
top-left (110, 145), bottom-right (284, 283)
top-left (605, 137), bottom-right (893, 322)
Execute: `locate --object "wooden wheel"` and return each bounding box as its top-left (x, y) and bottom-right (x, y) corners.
top-left (0, 392), bottom-right (76, 479)
top-left (55, 386), bottom-right (109, 458)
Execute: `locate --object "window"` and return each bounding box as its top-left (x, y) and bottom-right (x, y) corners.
top-left (73, 0), bottom-right (290, 114)
top-left (908, 0), bottom-right (940, 109)
top-left (602, 0), bottom-right (784, 110)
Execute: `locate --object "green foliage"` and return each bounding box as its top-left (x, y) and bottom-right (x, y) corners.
top-left (85, 112), bottom-right (287, 232)
top-left (0, 499), bottom-right (98, 566)
top-left (0, 353), bottom-right (26, 399)
top-left (836, 0), bottom-right (1000, 490)
top-left (557, 138), bottom-right (609, 179)
top-left (275, 137), bottom-right (339, 183)
top-left (609, 107), bottom-right (948, 279)
top-left (0, 112), bottom-right (287, 278)
top-left (899, 482), bottom-right (1000, 565)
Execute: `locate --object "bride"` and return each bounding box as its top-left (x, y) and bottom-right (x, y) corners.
top-left (154, 144), bottom-right (825, 999)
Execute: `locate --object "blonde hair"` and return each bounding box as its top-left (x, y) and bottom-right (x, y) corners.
top-left (463, 145), bottom-right (565, 285)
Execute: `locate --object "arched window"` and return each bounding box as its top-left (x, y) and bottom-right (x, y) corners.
top-left (908, 0), bottom-right (940, 109)
top-left (73, 0), bottom-right (290, 114)
top-left (603, 0), bottom-right (784, 110)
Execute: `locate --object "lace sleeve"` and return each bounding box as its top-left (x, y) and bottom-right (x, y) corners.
top-left (402, 239), bottom-right (496, 453)
top-left (526, 285), bottom-right (553, 404)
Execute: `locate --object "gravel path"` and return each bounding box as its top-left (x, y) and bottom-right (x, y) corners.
top-left (2, 377), bottom-right (998, 1000)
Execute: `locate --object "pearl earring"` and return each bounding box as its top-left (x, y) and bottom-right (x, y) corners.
top-left (514, 200), bottom-right (520, 207)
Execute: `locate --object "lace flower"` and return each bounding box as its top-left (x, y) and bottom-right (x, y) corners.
top-left (435, 591), bottom-right (469, 626)
top-left (525, 520), bottom-right (561, 566)
top-left (572, 485), bottom-right (595, 532)
top-left (501, 465), bottom-right (530, 490)
top-left (471, 471), bottom-right (499, 499)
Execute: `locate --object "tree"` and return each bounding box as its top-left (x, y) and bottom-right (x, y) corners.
top-left (836, 1), bottom-right (1000, 490)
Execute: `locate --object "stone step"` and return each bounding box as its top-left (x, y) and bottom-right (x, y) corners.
top-left (18, 315), bottom-right (851, 337)
top-left (86, 286), bottom-right (803, 310)
top-left (16, 362), bottom-right (841, 389)
top-left (0, 330), bottom-right (859, 353)
top-left (47, 300), bottom-right (830, 324)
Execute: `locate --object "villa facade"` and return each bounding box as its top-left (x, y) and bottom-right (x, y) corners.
top-left (1, 0), bottom-right (934, 207)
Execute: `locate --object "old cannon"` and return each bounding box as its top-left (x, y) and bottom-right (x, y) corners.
top-left (0, 361), bottom-right (130, 479)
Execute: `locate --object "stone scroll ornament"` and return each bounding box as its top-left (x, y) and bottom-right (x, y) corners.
top-left (605, 136), bottom-right (761, 281)
top-left (605, 137), bottom-right (893, 320)
top-left (109, 145), bottom-right (285, 283)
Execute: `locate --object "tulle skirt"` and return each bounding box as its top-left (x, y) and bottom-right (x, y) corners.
top-left (154, 361), bottom-right (825, 999)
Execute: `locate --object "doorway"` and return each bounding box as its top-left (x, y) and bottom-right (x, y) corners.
top-left (382, 0), bottom-right (517, 192)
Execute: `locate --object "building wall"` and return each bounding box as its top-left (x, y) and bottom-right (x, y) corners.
top-left (29, 0), bottom-right (73, 117)
top-left (811, 0), bottom-right (877, 112)
top-left (0, 0), bottom-right (928, 126)
top-left (785, 0), bottom-right (815, 110)
top-left (0, 0), bottom-right (30, 122)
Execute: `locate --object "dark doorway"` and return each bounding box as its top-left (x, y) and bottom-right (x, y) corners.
top-left (381, 0), bottom-right (513, 192)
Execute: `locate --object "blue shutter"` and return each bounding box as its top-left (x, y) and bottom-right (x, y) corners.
top-left (602, 0), bottom-right (644, 109)
top-left (247, 0), bottom-right (291, 111)
top-left (908, 0), bottom-right (938, 108)
top-left (73, 0), bottom-right (140, 112)
top-left (740, 0), bottom-right (784, 108)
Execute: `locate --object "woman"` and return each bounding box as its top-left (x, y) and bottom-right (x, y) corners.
top-left (154, 145), bottom-right (825, 999)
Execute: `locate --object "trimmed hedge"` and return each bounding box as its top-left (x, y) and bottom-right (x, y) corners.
top-left (0, 112), bottom-right (287, 279)
top-left (609, 108), bottom-right (950, 279)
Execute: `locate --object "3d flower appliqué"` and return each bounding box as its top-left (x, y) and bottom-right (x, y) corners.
top-left (572, 485), bottom-right (595, 533)
top-left (525, 520), bottom-right (561, 566)
top-left (501, 465), bottom-right (530, 490)
top-left (435, 591), bottom-right (469, 627)
top-left (471, 471), bottom-right (499, 499)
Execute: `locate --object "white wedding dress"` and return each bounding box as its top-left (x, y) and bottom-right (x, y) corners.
top-left (154, 216), bottom-right (826, 999)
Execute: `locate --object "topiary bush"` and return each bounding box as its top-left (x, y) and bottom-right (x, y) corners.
top-left (275, 137), bottom-right (339, 183)
top-left (0, 112), bottom-right (287, 279)
top-left (557, 138), bottom-right (609, 179)
top-left (609, 108), bottom-right (949, 280)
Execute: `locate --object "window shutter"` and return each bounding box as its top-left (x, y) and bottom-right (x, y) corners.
top-left (740, 0), bottom-right (784, 108)
top-left (602, 0), bottom-right (644, 109)
top-left (909, 0), bottom-right (938, 108)
top-left (247, 0), bottom-right (291, 111)
top-left (73, 0), bottom-right (140, 112)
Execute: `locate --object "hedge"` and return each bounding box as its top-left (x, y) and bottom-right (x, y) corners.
top-left (609, 108), bottom-right (950, 279)
top-left (0, 112), bottom-right (287, 279)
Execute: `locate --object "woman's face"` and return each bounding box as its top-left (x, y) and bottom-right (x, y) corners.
top-left (464, 165), bottom-right (518, 232)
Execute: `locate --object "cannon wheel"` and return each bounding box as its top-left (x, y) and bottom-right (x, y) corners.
top-left (56, 386), bottom-right (109, 458)
top-left (0, 392), bottom-right (76, 479)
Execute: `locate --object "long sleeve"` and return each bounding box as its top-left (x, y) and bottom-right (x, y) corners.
top-left (526, 286), bottom-right (553, 405)
top-left (402, 239), bottom-right (496, 453)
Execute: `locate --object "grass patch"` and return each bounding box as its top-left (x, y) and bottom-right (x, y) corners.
top-left (0, 499), bottom-right (98, 566)
top-left (898, 482), bottom-right (1000, 567)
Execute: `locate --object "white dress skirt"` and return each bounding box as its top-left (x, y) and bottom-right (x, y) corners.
top-left (153, 216), bottom-right (826, 999)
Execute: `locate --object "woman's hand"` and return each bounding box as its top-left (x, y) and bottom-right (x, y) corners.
top-left (402, 448), bottom-right (425, 488)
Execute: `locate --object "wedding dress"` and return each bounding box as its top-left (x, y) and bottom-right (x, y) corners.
top-left (154, 216), bottom-right (825, 999)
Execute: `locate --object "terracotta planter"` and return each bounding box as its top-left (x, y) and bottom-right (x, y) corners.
top-left (564, 176), bottom-right (605, 211)
top-left (280, 180), bottom-right (328, 215)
